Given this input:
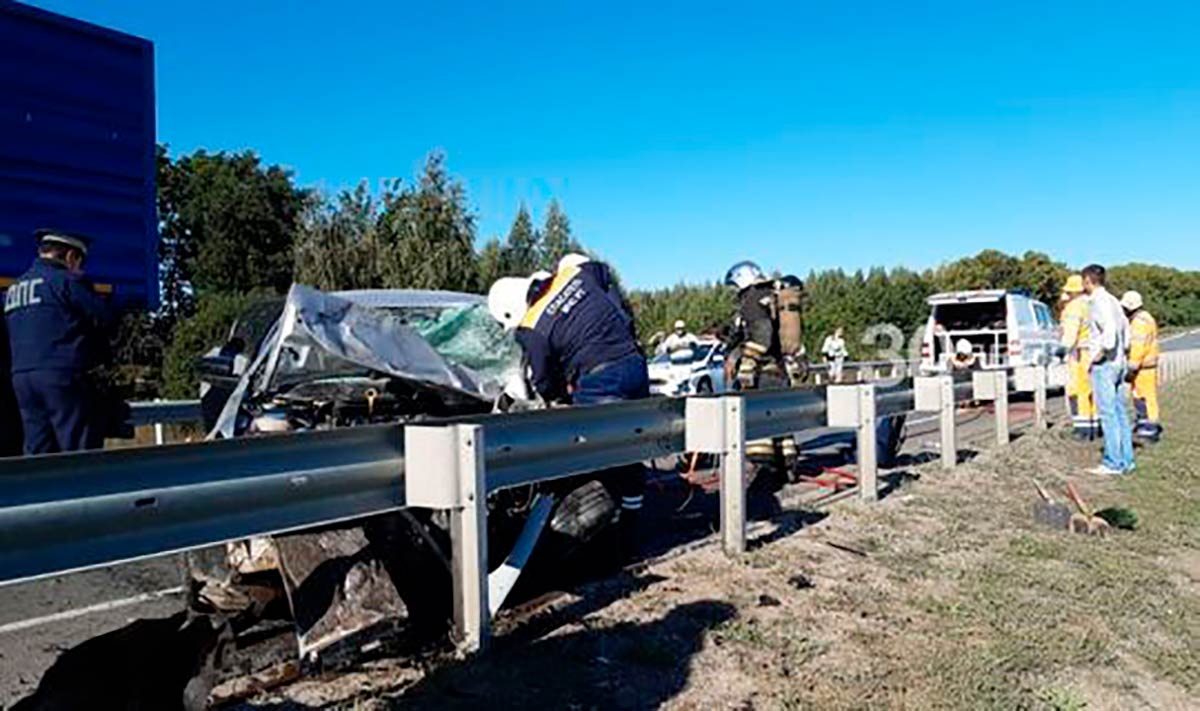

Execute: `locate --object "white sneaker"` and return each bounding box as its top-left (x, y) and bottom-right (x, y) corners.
top-left (1087, 465), bottom-right (1124, 476)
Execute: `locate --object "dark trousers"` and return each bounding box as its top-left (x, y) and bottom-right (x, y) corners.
top-left (11, 370), bottom-right (103, 455)
top-left (573, 353), bottom-right (650, 513)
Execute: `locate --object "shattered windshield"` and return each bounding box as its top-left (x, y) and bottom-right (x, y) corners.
top-left (406, 302), bottom-right (521, 384)
top-left (267, 295), bottom-right (522, 395)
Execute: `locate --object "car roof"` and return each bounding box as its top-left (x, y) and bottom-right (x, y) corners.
top-left (332, 289), bottom-right (484, 309)
top-left (927, 289), bottom-right (1008, 305)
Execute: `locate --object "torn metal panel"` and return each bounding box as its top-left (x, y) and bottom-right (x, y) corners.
top-left (226, 537), bottom-right (281, 575)
top-left (273, 527), bottom-right (409, 661)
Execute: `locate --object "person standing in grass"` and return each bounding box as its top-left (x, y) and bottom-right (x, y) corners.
top-left (1081, 264), bottom-right (1134, 475)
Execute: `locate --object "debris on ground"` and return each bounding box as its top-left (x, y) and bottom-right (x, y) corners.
top-left (756, 594), bottom-right (782, 607)
top-left (787, 573), bottom-right (815, 590)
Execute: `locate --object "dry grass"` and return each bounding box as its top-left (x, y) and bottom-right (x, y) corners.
top-left (243, 378), bottom-right (1200, 710)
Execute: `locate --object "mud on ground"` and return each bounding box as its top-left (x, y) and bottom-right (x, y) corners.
top-left (236, 379), bottom-right (1200, 711)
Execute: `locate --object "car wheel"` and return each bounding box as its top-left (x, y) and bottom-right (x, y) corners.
top-left (695, 378), bottom-right (713, 394)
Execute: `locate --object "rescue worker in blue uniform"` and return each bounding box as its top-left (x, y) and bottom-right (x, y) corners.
top-left (4, 230), bottom-right (114, 454)
top-left (488, 256), bottom-right (648, 558)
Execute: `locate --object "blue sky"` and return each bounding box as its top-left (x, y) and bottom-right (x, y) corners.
top-left (31, 0), bottom-right (1200, 288)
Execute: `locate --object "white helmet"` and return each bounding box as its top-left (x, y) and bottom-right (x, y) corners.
top-left (558, 252), bottom-right (590, 271)
top-left (487, 276), bottom-right (534, 331)
top-left (723, 260), bottom-right (767, 290)
top-left (1120, 290), bottom-right (1143, 312)
top-left (955, 338), bottom-right (973, 356)
top-left (674, 319), bottom-right (686, 331)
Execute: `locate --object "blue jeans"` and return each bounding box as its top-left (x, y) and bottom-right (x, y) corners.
top-left (573, 353), bottom-right (650, 405)
top-left (1090, 361), bottom-right (1133, 472)
top-left (573, 353), bottom-right (649, 512)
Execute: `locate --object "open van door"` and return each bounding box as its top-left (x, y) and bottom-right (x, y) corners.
top-left (924, 290), bottom-right (1010, 371)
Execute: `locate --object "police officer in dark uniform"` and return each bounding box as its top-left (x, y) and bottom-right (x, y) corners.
top-left (488, 257), bottom-right (649, 556)
top-left (4, 229), bottom-right (114, 454)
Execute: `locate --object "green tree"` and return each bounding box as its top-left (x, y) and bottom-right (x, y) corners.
top-left (294, 182), bottom-right (386, 291)
top-left (929, 249), bottom-right (1023, 293)
top-left (541, 199), bottom-right (581, 267)
top-left (158, 147), bottom-right (310, 311)
top-left (1109, 263), bottom-right (1200, 326)
top-left (476, 237), bottom-right (505, 289)
top-left (501, 205), bottom-right (541, 276)
top-left (377, 152), bottom-right (479, 292)
top-left (160, 291), bottom-right (257, 399)
top-left (626, 282), bottom-right (735, 345)
top-left (1016, 251), bottom-right (1070, 305)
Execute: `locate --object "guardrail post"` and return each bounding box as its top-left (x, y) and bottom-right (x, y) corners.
top-left (154, 398), bottom-right (165, 446)
top-left (857, 384), bottom-right (878, 500)
top-left (405, 423), bottom-right (489, 653)
top-left (1014, 366), bottom-right (1048, 431)
top-left (828, 384), bottom-right (877, 502)
top-left (686, 396), bottom-right (747, 555)
top-left (915, 375), bottom-right (957, 469)
top-left (972, 370), bottom-right (1010, 446)
top-left (939, 376), bottom-right (957, 469)
top-left (1033, 365), bottom-right (1048, 430)
top-left (994, 370), bottom-right (1010, 445)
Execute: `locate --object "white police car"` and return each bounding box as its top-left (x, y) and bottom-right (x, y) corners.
top-left (647, 338), bottom-right (727, 396)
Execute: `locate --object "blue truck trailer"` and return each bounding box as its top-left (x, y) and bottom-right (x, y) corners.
top-left (0, 0), bottom-right (158, 309)
top-left (1, 1), bottom-right (157, 455)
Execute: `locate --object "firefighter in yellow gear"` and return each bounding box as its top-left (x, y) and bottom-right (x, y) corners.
top-left (1121, 290), bottom-right (1161, 442)
top-left (1059, 274), bottom-right (1098, 439)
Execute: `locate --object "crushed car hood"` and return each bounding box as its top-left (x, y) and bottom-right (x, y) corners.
top-left (210, 284), bottom-right (521, 438)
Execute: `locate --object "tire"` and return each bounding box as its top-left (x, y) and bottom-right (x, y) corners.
top-left (550, 478), bottom-right (619, 542)
top-left (695, 377), bottom-right (713, 394)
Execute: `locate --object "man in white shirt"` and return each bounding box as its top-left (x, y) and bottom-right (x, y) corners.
top-left (1082, 264), bottom-right (1134, 475)
top-left (658, 320), bottom-right (699, 359)
top-left (821, 327), bottom-right (849, 382)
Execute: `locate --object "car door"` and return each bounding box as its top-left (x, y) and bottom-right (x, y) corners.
top-left (709, 344), bottom-right (727, 392)
top-left (1032, 302), bottom-right (1057, 364)
top-left (1009, 295), bottom-right (1038, 366)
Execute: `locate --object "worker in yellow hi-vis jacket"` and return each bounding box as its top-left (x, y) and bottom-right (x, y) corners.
top-left (1059, 274), bottom-right (1098, 439)
top-left (1121, 290), bottom-right (1162, 442)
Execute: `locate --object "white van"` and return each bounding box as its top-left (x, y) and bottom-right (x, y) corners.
top-left (920, 289), bottom-right (1060, 373)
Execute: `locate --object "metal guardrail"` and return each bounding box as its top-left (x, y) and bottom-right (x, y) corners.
top-left (5, 349), bottom-right (1198, 651)
top-left (0, 369), bottom-right (1038, 586)
top-left (1159, 348), bottom-right (1200, 385)
top-left (127, 399), bottom-right (203, 427)
top-left (0, 424), bottom-right (405, 584)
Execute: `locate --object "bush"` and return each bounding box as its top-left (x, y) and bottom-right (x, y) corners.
top-left (160, 292), bottom-right (256, 399)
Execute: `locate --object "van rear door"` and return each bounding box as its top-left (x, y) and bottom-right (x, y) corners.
top-left (927, 290), bottom-right (1009, 368)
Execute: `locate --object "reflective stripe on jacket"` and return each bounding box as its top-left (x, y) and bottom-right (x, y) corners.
top-left (1129, 310), bottom-right (1159, 369)
top-left (1059, 297), bottom-right (1090, 360)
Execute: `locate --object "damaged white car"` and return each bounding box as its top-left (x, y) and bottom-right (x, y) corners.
top-left (188, 285), bottom-right (624, 666)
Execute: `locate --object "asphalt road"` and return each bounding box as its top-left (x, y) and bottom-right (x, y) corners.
top-left (0, 390), bottom-right (1072, 707)
top-left (1162, 328), bottom-right (1200, 352)
top-left (0, 556), bottom-right (186, 706)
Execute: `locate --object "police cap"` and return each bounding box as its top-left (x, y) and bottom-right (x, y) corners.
top-left (35, 228), bottom-right (91, 256)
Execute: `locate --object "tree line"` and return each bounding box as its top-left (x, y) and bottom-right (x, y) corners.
top-left (116, 148), bottom-right (1200, 398)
